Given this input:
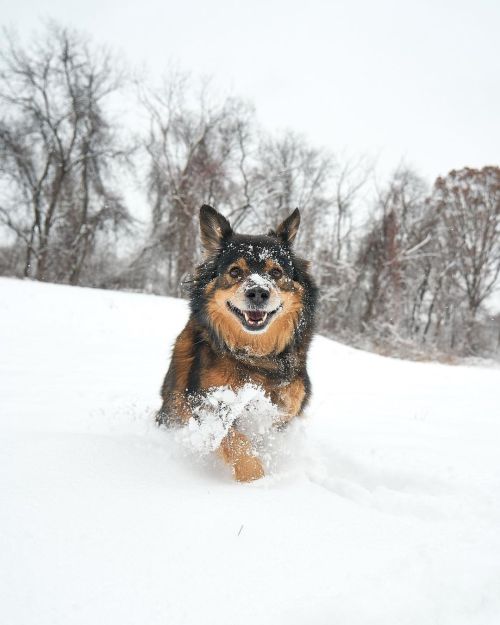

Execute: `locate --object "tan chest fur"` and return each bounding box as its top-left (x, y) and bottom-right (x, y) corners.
top-left (199, 352), bottom-right (306, 421)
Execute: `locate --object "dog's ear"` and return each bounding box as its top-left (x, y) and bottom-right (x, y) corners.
top-left (199, 205), bottom-right (232, 255)
top-left (273, 208), bottom-right (300, 246)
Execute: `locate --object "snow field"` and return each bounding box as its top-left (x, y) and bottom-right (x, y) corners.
top-left (1, 277), bottom-right (500, 625)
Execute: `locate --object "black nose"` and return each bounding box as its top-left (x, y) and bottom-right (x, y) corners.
top-left (245, 286), bottom-right (270, 304)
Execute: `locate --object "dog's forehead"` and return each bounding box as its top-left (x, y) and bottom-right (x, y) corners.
top-left (220, 235), bottom-right (292, 269)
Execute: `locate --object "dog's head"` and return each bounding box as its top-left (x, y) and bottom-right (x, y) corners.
top-left (190, 205), bottom-right (317, 357)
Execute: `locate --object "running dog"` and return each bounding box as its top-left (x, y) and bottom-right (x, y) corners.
top-left (157, 205), bottom-right (317, 481)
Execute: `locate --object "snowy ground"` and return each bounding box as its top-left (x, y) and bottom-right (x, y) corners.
top-left (1, 277), bottom-right (500, 625)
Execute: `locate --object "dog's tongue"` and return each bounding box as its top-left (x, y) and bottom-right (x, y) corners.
top-left (247, 310), bottom-right (265, 322)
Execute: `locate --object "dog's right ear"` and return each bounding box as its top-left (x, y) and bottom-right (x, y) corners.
top-left (199, 205), bottom-right (232, 256)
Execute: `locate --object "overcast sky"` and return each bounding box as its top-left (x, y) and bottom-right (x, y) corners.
top-left (3, 0), bottom-right (499, 183)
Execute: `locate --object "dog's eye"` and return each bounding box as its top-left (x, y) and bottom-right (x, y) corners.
top-left (229, 266), bottom-right (242, 279)
top-left (269, 267), bottom-right (283, 280)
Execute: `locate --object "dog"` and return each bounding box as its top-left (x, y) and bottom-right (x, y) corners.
top-left (157, 205), bottom-right (317, 482)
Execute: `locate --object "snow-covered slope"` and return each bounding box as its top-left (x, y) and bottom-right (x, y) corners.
top-left (1, 277), bottom-right (499, 625)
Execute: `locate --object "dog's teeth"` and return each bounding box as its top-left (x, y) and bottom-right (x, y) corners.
top-left (242, 311), bottom-right (268, 326)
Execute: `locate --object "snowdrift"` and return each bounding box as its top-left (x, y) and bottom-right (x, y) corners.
top-left (1, 277), bottom-right (499, 625)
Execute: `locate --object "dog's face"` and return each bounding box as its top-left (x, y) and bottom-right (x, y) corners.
top-left (190, 205), bottom-right (316, 356)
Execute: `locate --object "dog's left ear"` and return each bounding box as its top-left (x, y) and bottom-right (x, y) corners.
top-left (200, 204), bottom-right (232, 256)
top-left (273, 208), bottom-right (300, 247)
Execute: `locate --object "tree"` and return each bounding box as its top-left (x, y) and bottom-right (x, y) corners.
top-left (431, 167), bottom-right (500, 319)
top-left (348, 169), bottom-right (431, 342)
top-left (136, 74), bottom-right (254, 295)
top-left (249, 130), bottom-right (334, 254)
top-left (0, 23), bottom-right (133, 284)
top-left (424, 167), bottom-right (500, 353)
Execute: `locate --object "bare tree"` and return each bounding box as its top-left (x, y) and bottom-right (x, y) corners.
top-left (432, 167), bottom-right (500, 318)
top-left (428, 167), bottom-right (500, 352)
top-left (249, 131), bottom-right (334, 253)
top-left (0, 23), bottom-right (133, 283)
top-left (337, 166), bottom-right (500, 357)
top-left (135, 74), bottom-right (254, 294)
top-left (342, 169), bottom-right (431, 341)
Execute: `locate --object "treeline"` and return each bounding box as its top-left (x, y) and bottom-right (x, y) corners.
top-left (1, 23), bottom-right (499, 359)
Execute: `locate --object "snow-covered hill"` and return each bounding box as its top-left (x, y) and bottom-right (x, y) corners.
top-left (1, 277), bottom-right (499, 625)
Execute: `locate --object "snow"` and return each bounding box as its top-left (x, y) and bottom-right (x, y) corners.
top-left (180, 384), bottom-right (280, 457)
top-left (246, 272), bottom-right (274, 289)
top-left (1, 276), bottom-right (500, 625)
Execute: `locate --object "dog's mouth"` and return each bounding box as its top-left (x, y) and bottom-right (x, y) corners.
top-left (227, 302), bottom-right (281, 331)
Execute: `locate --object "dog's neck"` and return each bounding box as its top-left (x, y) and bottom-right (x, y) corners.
top-left (199, 323), bottom-right (305, 381)
top-left (231, 346), bottom-right (300, 377)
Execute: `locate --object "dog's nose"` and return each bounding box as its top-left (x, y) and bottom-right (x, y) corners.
top-left (245, 286), bottom-right (270, 304)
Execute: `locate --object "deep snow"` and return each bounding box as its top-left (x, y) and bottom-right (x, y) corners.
top-left (1, 277), bottom-right (499, 625)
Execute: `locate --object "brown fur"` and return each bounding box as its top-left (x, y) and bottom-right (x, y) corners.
top-left (263, 258), bottom-right (282, 273)
top-left (206, 280), bottom-right (304, 357)
top-left (158, 323), bottom-right (197, 425)
top-left (271, 378), bottom-right (306, 425)
top-left (159, 312), bottom-right (310, 480)
top-left (217, 428), bottom-right (265, 482)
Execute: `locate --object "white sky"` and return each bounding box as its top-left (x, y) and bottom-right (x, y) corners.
top-left (3, 0), bottom-right (500, 183)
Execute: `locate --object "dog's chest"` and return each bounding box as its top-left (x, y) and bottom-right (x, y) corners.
top-left (199, 352), bottom-right (306, 417)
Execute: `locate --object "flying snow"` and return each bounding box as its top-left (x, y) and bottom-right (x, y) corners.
top-left (176, 383), bottom-right (306, 474)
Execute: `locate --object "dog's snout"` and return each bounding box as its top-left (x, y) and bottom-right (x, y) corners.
top-left (245, 286), bottom-right (270, 304)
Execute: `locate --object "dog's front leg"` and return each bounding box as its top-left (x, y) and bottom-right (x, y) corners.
top-left (217, 427), bottom-right (264, 482)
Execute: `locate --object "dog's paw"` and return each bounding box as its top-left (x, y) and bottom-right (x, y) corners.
top-left (233, 455), bottom-right (265, 482)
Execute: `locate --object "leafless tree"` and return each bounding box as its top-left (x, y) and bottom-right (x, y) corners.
top-left (338, 166), bottom-right (500, 357)
top-left (249, 130), bottom-right (334, 253)
top-left (432, 167), bottom-right (500, 317)
top-left (341, 169), bottom-right (431, 342)
top-left (134, 74), bottom-right (254, 294)
top-left (0, 23), bottom-right (133, 284)
top-left (428, 167), bottom-right (500, 352)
